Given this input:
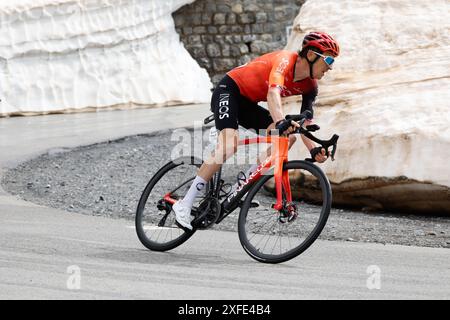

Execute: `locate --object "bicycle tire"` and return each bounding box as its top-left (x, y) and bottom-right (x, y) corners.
top-left (238, 160), bottom-right (332, 264)
top-left (135, 156), bottom-right (205, 252)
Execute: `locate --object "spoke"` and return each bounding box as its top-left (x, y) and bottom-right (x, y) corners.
top-left (270, 223), bottom-right (281, 255)
top-left (247, 213), bottom-right (275, 239)
top-left (270, 235), bottom-right (278, 255)
top-left (285, 223), bottom-right (293, 250)
top-left (248, 214), bottom-right (276, 241)
top-left (163, 225), bottom-right (169, 243)
top-left (155, 226), bottom-right (163, 242)
top-left (259, 219), bottom-right (279, 253)
top-left (279, 224), bottom-right (282, 254)
top-left (252, 219), bottom-right (275, 251)
top-left (253, 233), bottom-right (266, 251)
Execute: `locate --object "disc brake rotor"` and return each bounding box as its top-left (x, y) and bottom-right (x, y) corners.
top-left (278, 201), bottom-right (298, 223)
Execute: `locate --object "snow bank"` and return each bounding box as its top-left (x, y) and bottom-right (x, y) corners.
top-left (0, 0), bottom-right (212, 116)
top-left (284, 0), bottom-right (450, 213)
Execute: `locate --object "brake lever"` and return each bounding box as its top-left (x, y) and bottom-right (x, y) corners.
top-left (318, 135), bottom-right (338, 161)
top-left (304, 133), bottom-right (339, 162)
top-left (305, 124), bottom-right (320, 132)
top-left (287, 114), bottom-right (339, 162)
top-left (330, 135), bottom-right (339, 161)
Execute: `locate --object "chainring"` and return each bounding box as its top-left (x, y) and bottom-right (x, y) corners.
top-left (192, 197), bottom-right (221, 230)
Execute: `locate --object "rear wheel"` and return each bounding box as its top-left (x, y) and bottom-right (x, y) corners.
top-left (238, 160), bottom-right (332, 263)
top-left (135, 157), bottom-right (209, 251)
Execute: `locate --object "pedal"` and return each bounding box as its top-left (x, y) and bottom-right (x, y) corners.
top-left (238, 199), bottom-right (260, 208)
top-left (250, 200), bottom-right (260, 208)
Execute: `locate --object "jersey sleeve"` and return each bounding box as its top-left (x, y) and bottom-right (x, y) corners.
top-left (268, 52), bottom-right (294, 89)
top-left (301, 86), bottom-right (318, 117)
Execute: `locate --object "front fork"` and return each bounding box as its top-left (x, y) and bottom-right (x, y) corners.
top-left (272, 137), bottom-right (292, 211)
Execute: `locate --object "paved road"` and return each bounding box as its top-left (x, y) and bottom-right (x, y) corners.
top-left (0, 106), bottom-right (449, 299)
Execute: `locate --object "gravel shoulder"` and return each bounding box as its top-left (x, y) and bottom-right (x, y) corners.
top-left (2, 129), bottom-right (449, 248)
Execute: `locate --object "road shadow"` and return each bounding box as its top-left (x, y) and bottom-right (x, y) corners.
top-left (89, 247), bottom-right (296, 269)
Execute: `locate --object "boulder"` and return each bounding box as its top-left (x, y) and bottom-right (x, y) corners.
top-left (281, 0), bottom-right (450, 214)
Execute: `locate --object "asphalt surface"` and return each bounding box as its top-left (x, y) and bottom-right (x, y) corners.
top-left (0, 105), bottom-right (449, 300)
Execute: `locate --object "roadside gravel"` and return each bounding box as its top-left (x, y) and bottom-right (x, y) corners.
top-left (2, 129), bottom-right (449, 248)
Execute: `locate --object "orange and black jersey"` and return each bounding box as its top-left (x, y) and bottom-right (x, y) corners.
top-left (227, 50), bottom-right (318, 109)
top-left (211, 50), bottom-right (318, 131)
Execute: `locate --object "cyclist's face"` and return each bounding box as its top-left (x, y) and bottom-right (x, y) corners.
top-left (313, 51), bottom-right (336, 79)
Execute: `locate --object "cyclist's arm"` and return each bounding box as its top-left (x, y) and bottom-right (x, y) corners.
top-left (300, 86), bottom-right (317, 116)
top-left (301, 134), bottom-right (315, 151)
top-left (299, 88), bottom-right (321, 153)
top-left (267, 86), bottom-right (284, 123)
top-left (267, 54), bottom-right (291, 123)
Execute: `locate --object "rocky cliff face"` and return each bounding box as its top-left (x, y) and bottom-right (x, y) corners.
top-left (284, 0), bottom-right (450, 214)
top-left (0, 0), bottom-right (212, 116)
top-left (173, 0), bottom-right (306, 85)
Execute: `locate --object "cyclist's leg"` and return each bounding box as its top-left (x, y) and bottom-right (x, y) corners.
top-left (198, 128), bottom-right (238, 179)
top-left (177, 76), bottom-right (240, 208)
top-left (198, 75), bottom-right (241, 181)
top-left (237, 98), bottom-right (272, 168)
top-left (237, 101), bottom-right (297, 165)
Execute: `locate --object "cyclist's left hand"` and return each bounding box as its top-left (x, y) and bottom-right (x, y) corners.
top-left (315, 148), bottom-right (328, 163)
top-left (310, 147), bottom-right (328, 163)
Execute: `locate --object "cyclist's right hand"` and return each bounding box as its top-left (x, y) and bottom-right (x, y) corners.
top-left (275, 119), bottom-right (300, 136)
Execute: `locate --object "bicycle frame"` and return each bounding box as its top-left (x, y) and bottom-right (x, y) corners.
top-left (219, 135), bottom-right (292, 215)
top-left (163, 135), bottom-right (294, 224)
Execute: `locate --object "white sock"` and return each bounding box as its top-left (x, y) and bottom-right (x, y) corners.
top-left (182, 176), bottom-right (207, 208)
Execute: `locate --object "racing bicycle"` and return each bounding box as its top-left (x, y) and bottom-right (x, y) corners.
top-left (135, 111), bottom-right (339, 263)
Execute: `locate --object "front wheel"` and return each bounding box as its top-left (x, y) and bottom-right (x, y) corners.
top-left (238, 160), bottom-right (332, 264)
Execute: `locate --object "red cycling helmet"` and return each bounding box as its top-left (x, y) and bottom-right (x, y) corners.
top-left (302, 31), bottom-right (340, 57)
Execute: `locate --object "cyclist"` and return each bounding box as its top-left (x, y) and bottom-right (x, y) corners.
top-left (174, 31), bottom-right (340, 230)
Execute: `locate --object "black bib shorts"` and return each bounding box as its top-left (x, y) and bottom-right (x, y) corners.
top-left (211, 75), bottom-right (274, 132)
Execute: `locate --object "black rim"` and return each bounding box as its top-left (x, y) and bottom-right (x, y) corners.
top-left (238, 160), bottom-right (332, 263)
top-left (135, 157), bottom-right (204, 251)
